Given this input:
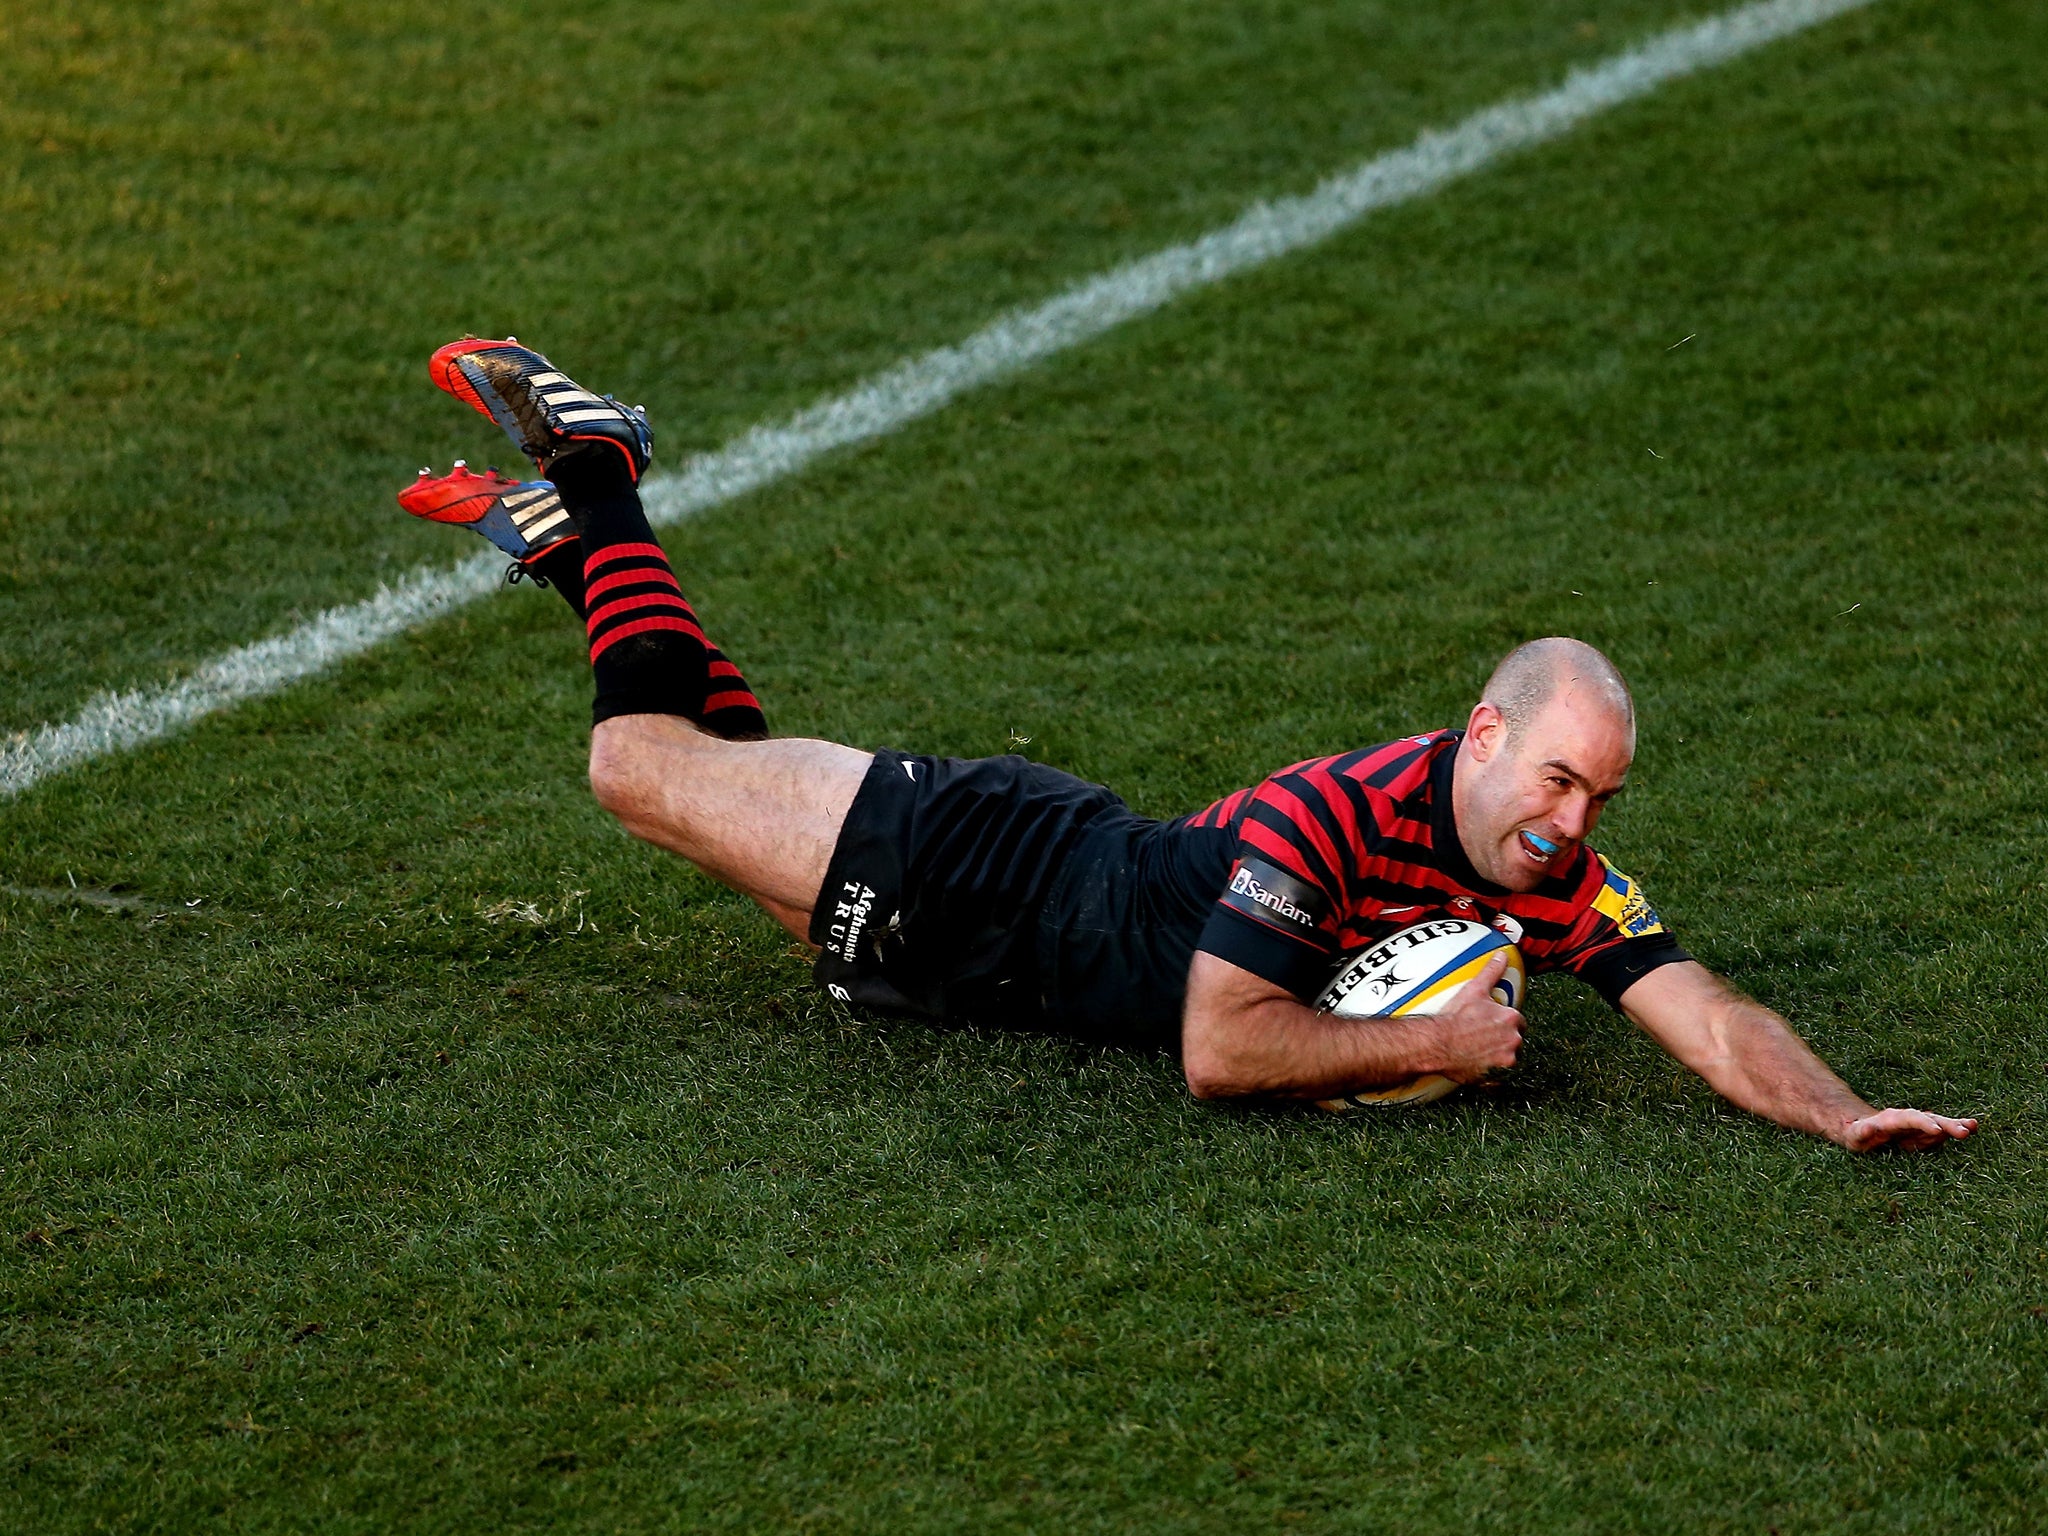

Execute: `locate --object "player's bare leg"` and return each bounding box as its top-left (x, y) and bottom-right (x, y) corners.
top-left (405, 337), bottom-right (845, 935)
top-left (587, 715), bottom-right (868, 939)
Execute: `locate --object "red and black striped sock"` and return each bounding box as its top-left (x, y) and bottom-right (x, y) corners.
top-left (549, 451), bottom-right (767, 740)
top-left (522, 538), bottom-right (587, 615)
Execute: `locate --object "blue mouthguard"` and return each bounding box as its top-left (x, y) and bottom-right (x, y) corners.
top-left (1524, 831), bottom-right (1561, 855)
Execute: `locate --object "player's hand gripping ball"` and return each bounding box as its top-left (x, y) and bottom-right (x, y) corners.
top-left (1313, 918), bottom-right (1525, 1111)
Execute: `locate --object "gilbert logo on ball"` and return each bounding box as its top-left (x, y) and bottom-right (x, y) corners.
top-left (1312, 918), bottom-right (1526, 1111)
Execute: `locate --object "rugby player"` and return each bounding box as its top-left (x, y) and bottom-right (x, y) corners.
top-left (400, 338), bottom-right (1976, 1154)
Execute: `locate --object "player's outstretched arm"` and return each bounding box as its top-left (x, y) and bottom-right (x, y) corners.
top-left (1617, 961), bottom-right (1977, 1151)
top-left (1180, 951), bottom-right (1522, 1101)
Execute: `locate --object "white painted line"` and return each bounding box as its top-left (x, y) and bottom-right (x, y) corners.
top-left (0, 0), bottom-right (1877, 801)
top-left (2, 555), bottom-right (506, 797)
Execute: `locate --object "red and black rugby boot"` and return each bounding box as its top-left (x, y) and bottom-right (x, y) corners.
top-left (427, 337), bottom-right (652, 483)
top-left (398, 462), bottom-right (578, 564)
top-left (400, 462), bottom-right (589, 604)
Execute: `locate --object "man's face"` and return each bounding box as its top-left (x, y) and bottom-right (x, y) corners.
top-left (1453, 690), bottom-right (1634, 892)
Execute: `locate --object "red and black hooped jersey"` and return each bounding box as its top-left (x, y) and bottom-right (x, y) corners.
top-left (1187, 730), bottom-right (1688, 1007)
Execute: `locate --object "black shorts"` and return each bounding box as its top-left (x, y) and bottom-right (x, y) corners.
top-left (809, 751), bottom-right (1235, 1046)
top-left (810, 751), bottom-right (1124, 1028)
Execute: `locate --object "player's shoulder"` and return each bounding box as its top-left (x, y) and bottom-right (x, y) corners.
top-left (1241, 733), bottom-right (1455, 849)
top-left (1269, 730), bottom-right (1454, 794)
top-left (1553, 848), bottom-right (1670, 938)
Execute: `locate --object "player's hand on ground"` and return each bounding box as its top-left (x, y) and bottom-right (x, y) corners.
top-left (1431, 952), bottom-right (1525, 1083)
top-left (1840, 1107), bottom-right (1978, 1152)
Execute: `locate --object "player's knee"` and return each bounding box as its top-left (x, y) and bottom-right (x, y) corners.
top-left (589, 713), bottom-right (731, 837)
top-left (587, 718), bottom-right (661, 830)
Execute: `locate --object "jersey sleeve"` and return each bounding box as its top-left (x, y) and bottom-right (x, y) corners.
top-left (1551, 857), bottom-right (1691, 1008)
top-left (1193, 768), bottom-right (1352, 1001)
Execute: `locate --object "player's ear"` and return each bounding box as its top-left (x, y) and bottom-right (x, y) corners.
top-left (1466, 701), bottom-right (1506, 761)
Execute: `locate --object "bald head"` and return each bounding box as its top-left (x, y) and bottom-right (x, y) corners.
top-left (1453, 638), bottom-right (1636, 889)
top-left (1481, 637), bottom-right (1634, 747)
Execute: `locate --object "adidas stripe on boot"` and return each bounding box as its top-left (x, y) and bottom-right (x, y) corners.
top-left (428, 337), bottom-right (652, 483)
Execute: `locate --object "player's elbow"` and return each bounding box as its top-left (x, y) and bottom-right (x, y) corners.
top-left (1180, 1016), bottom-right (1250, 1101)
top-left (1182, 1050), bottom-right (1228, 1101)
top-left (1181, 956), bottom-right (1295, 1101)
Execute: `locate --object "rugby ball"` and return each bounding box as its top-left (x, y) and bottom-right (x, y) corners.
top-left (1313, 918), bottom-right (1525, 1112)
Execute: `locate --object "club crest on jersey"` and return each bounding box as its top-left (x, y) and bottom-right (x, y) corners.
top-left (1592, 858), bottom-right (1665, 939)
top-left (1222, 857), bottom-right (1328, 938)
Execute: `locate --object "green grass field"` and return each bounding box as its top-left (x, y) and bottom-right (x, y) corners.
top-left (5, 0), bottom-right (2048, 1528)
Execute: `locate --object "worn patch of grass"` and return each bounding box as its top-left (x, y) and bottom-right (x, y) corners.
top-left (4, 0), bottom-right (2048, 1530)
